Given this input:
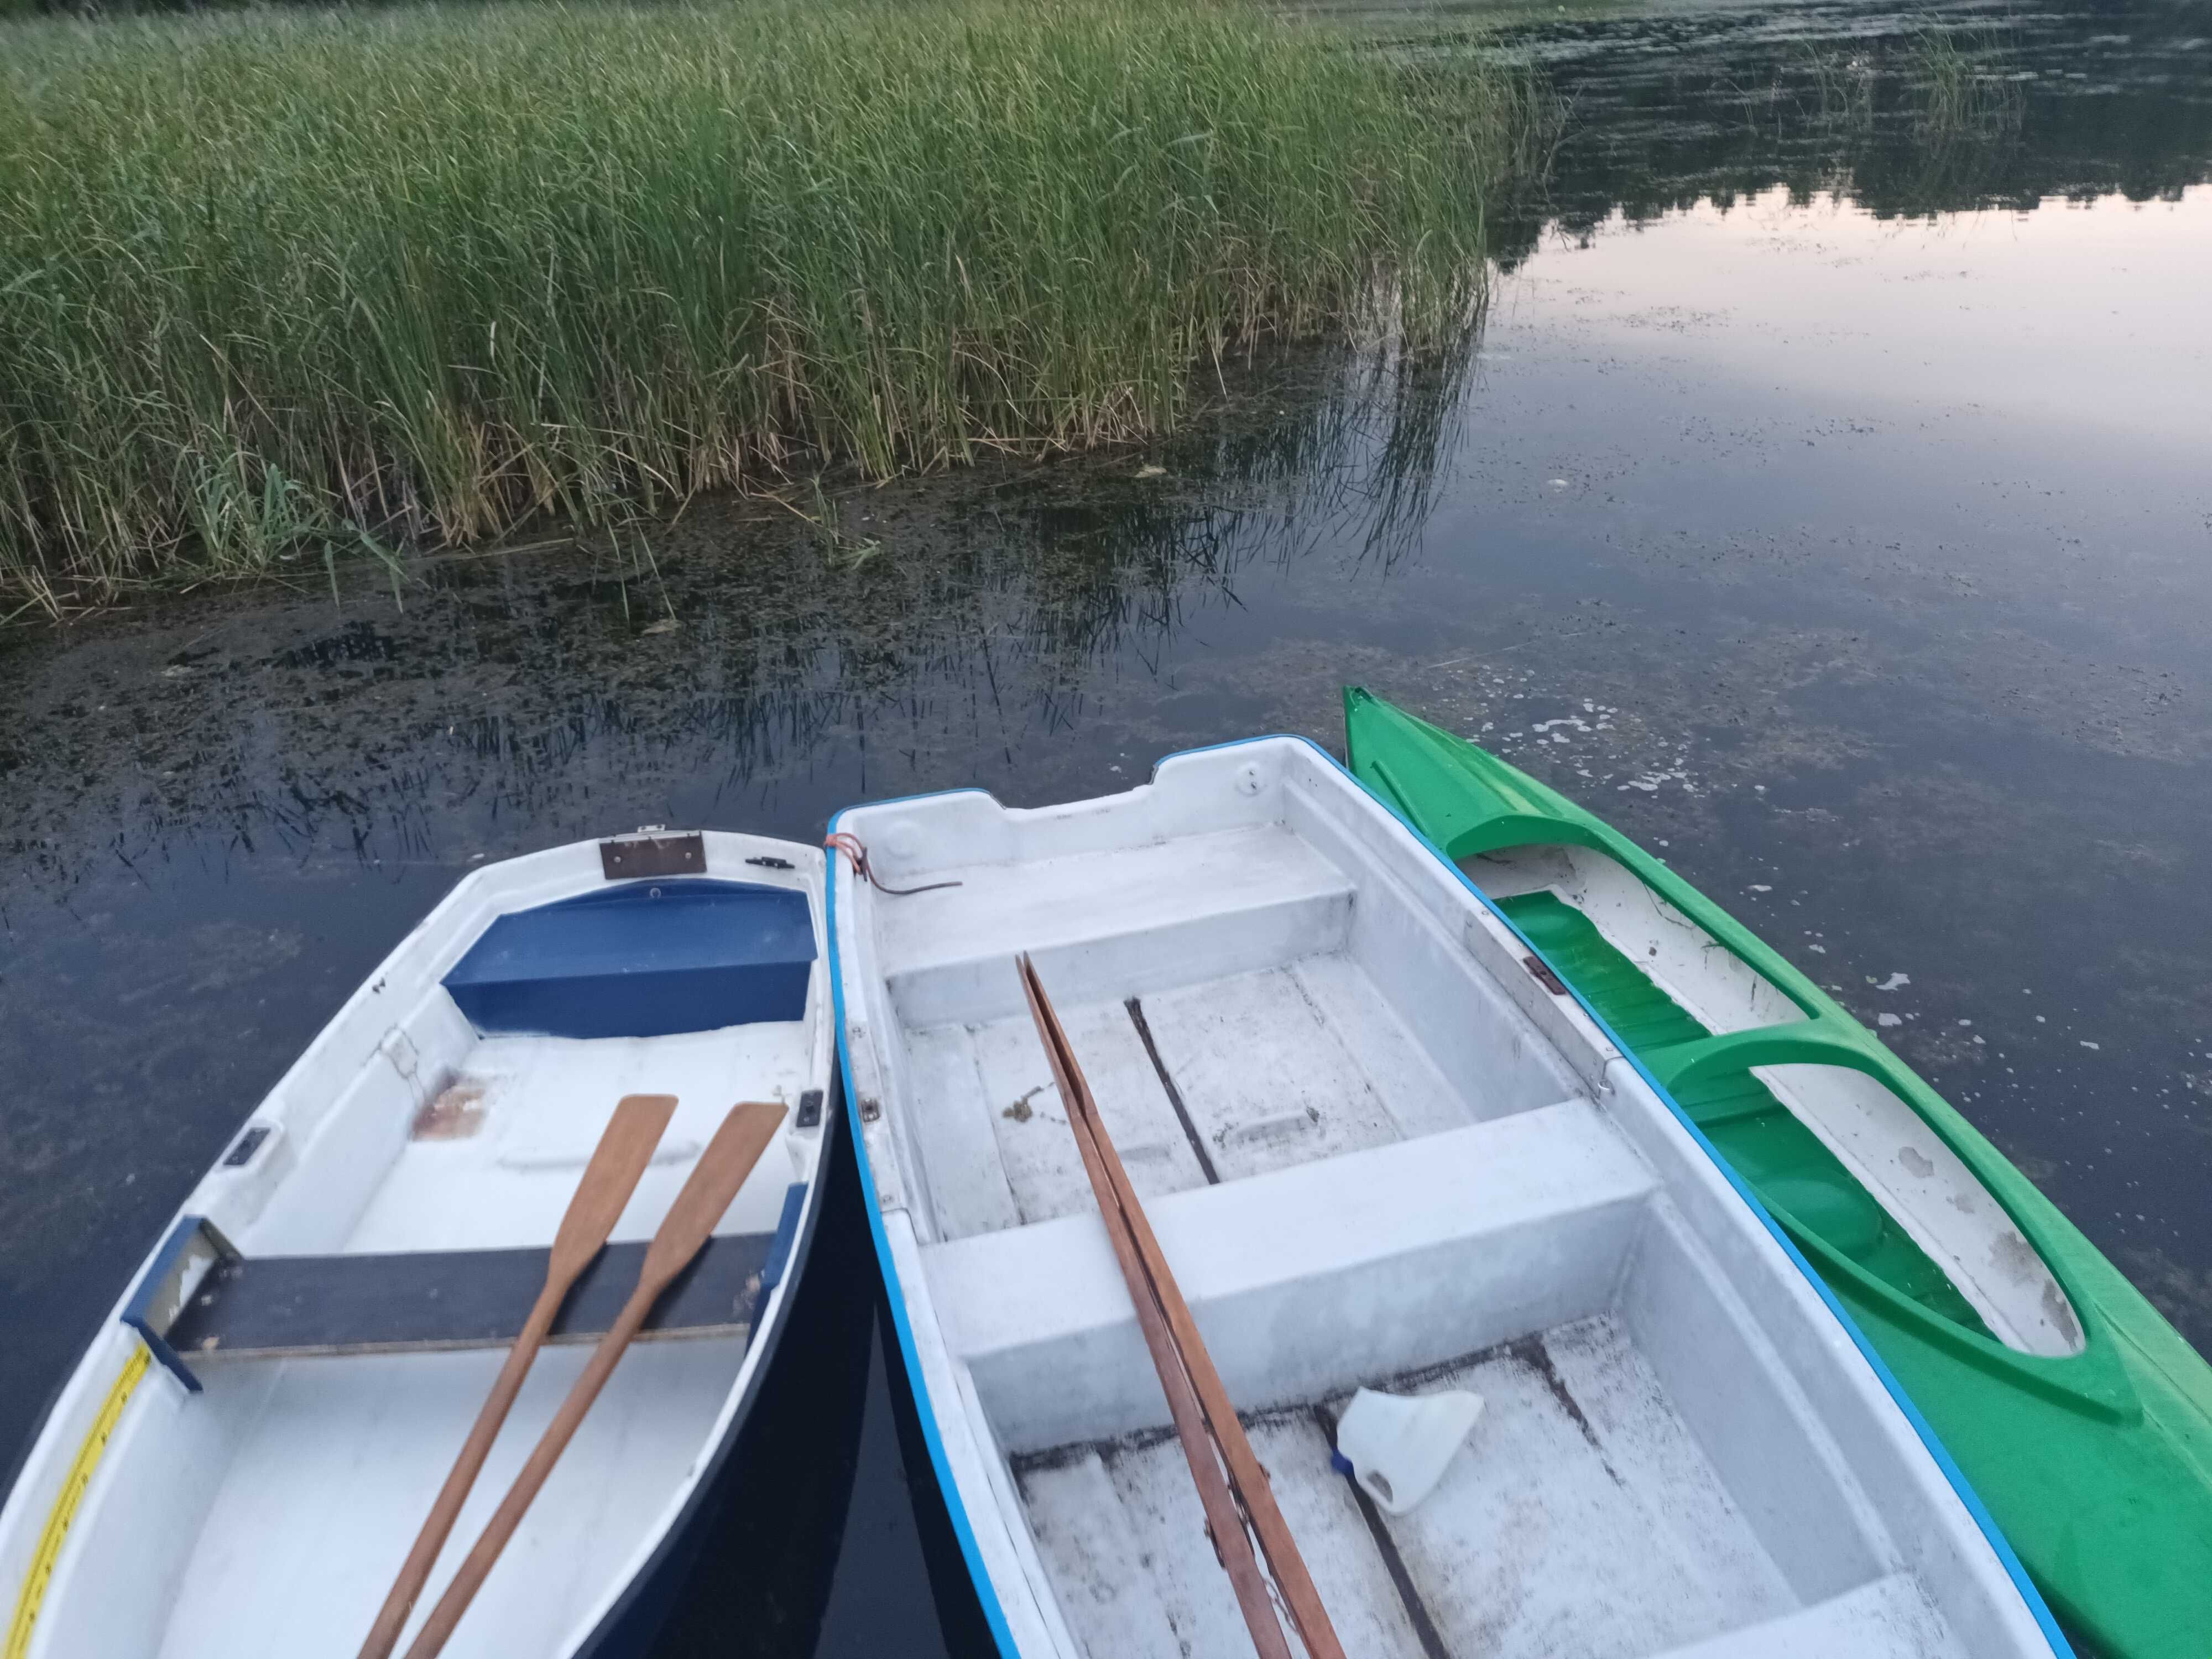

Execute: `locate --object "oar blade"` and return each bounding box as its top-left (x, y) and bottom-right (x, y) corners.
top-left (357, 1091), bottom-right (676, 1659)
top-left (547, 1093), bottom-right (679, 1281)
top-left (396, 1099), bottom-right (787, 1659)
top-left (638, 1100), bottom-right (786, 1289)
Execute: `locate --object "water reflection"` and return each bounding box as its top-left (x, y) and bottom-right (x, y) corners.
top-left (12, 1), bottom-right (2208, 899)
top-left (2, 338), bottom-right (1475, 901)
top-left (1336, 0), bottom-right (2212, 244)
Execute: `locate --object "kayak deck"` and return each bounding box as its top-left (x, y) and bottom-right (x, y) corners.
top-left (833, 739), bottom-right (2059, 1659)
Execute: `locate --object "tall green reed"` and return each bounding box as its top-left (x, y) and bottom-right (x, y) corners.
top-left (0, 0), bottom-right (1533, 613)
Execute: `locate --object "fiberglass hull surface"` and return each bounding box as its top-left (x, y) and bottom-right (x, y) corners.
top-left (1343, 686), bottom-right (2212, 1659)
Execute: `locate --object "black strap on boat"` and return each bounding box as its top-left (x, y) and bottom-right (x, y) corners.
top-left (142, 1226), bottom-right (785, 1387)
top-left (823, 832), bottom-right (962, 897)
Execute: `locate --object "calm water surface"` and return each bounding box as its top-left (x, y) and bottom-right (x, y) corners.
top-left (3, 1), bottom-right (2209, 1651)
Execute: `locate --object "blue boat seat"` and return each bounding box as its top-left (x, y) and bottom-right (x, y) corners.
top-left (442, 879), bottom-right (815, 1040)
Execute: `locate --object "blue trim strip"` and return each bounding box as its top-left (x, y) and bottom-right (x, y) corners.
top-left (826, 811), bottom-right (1026, 1659)
top-left (1324, 736), bottom-right (2075, 1657)
top-left (758, 1182), bottom-right (809, 1293)
top-left (830, 737), bottom-right (2070, 1656)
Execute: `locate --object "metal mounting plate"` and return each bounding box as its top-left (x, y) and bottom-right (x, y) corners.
top-left (599, 830), bottom-right (706, 880)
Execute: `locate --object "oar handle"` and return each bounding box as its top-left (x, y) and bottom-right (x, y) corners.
top-left (356, 1284), bottom-right (564, 1659)
top-left (401, 1290), bottom-right (656, 1659)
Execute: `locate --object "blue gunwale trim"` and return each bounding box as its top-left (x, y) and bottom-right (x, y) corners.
top-left (826, 804), bottom-right (1025, 1659)
top-left (830, 737), bottom-right (2070, 1658)
top-left (758, 1182), bottom-right (810, 1294)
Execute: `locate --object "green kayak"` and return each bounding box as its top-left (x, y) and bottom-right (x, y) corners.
top-left (1344, 686), bottom-right (2212, 1659)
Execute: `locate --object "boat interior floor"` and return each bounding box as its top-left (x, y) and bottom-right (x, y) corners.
top-left (1014, 1318), bottom-right (1952, 1659)
top-left (152, 1338), bottom-right (745, 1659)
top-left (279, 1019), bottom-right (818, 1256)
top-left (881, 825), bottom-right (1582, 1243)
top-left (907, 953), bottom-right (1499, 1236)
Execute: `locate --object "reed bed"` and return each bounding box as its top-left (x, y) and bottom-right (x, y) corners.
top-left (0, 0), bottom-right (1536, 614)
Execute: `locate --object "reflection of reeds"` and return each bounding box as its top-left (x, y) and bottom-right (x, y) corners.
top-left (1910, 19), bottom-right (2025, 136)
top-left (1802, 44), bottom-right (1876, 131)
top-left (1911, 19), bottom-right (2017, 135)
top-left (0, 0), bottom-right (1545, 615)
top-left (1898, 16), bottom-right (2027, 199)
top-left (1713, 13), bottom-right (2024, 205)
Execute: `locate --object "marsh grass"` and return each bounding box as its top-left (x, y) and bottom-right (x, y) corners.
top-left (0, 0), bottom-right (1537, 613)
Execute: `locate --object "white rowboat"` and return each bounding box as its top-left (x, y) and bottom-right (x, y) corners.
top-left (0, 830), bottom-right (835, 1659)
top-left (828, 738), bottom-right (2068, 1659)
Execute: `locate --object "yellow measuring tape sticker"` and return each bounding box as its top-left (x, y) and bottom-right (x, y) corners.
top-left (3, 1345), bottom-right (150, 1659)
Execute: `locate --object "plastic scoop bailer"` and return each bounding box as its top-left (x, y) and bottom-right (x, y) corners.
top-left (1332, 1386), bottom-right (1484, 1515)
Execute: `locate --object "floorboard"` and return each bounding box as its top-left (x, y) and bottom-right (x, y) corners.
top-left (1135, 965), bottom-right (1405, 1182)
top-left (1014, 1318), bottom-right (1798, 1659)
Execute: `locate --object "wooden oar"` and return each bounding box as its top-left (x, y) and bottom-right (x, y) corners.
top-left (357, 1092), bottom-right (677, 1659)
top-left (400, 1099), bottom-right (787, 1659)
top-left (1020, 956), bottom-right (1347, 1659)
top-left (1018, 961), bottom-right (1292, 1659)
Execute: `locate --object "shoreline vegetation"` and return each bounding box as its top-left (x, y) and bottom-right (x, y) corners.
top-left (0, 0), bottom-right (1548, 617)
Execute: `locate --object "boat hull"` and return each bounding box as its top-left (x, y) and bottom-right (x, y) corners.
top-left (0, 831), bottom-right (836, 1659)
top-left (569, 1070), bottom-right (837, 1659)
top-left (831, 737), bottom-right (2066, 1659)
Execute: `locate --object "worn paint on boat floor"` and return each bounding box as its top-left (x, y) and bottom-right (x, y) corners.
top-left (1012, 1318), bottom-right (1958, 1659)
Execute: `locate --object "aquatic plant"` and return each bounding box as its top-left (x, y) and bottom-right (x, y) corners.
top-left (0, 0), bottom-right (1536, 613)
top-left (1910, 18), bottom-right (2013, 133)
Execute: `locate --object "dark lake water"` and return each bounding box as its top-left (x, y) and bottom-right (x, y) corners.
top-left (3, 0), bottom-right (2208, 1650)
